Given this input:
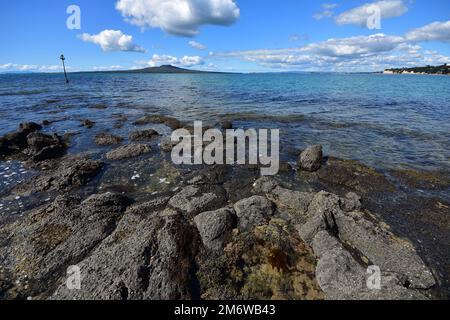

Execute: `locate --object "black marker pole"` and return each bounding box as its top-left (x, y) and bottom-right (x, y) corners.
top-left (60, 54), bottom-right (69, 84)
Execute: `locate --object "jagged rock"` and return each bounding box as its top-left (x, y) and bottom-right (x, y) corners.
top-left (160, 139), bottom-right (178, 153)
top-left (270, 187), bottom-right (315, 220)
top-left (299, 145), bottom-right (323, 172)
top-left (1, 122), bottom-right (42, 154)
top-left (25, 132), bottom-right (66, 162)
top-left (0, 193), bottom-right (130, 299)
top-left (234, 196), bottom-right (273, 231)
top-left (194, 208), bottom-right (236, 252)
top-left (253, 177), bottom-right (278, 194)
top-left (129, 129), bottom-right (160, 142)
top-left (297, 192), bottom-right (341, 243)
top-left (334, 209), bottom-right (436, 289)
top-left (313, 231), bottom-right (427, 300)
top-left (52, 201), bottom-right (198, 300)
top-left (106, 144), bottom-right (151, 161)
top-left (26, 133), bottom-right (60, 151)
top-left (14, 156), bottom-right (103, 194)
top-left (186, 165), bottom-right (228, 185)
top-left (252, 177), bottom-right (314, 222)
top-left (133, 115), bottom-right (181, 130)
top-left (168, 185), bottom-right (227, 216)
top-left (94, 133), bottom-right (124, 146)
top-left (340, 192), bottom-right (362, 212)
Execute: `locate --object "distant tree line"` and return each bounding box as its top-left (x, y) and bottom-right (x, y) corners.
top-left (385, 64), bottom-right (450, 75)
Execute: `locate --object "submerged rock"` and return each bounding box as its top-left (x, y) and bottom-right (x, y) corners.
top-left (94, 133), bottom-right (124, 146)
top-left (299, 145), bottom-right (323, 172)
top-left (317, 157), bottom-right (396, 195)
top-left (133, 115), bottom-right (182, 130)
top-left (106, 144), bottom-right (152, 161)
top-left (390, 168), bottom-right (450, 191)
top-left (80, 119), bottom-right (95, 129)
top-left (129, 129), bottom-right (160, 142)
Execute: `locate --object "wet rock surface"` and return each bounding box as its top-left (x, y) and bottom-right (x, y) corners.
top-left (0, 117), bottom-right (448, 300)
top-left (133, 115), bottom-right (182, 130)
top-left (299, 145), bottom-right (323, 172)
top-left (106, 144), bottom-right (152, 161)
top-left (129, 129), bottom-right (160, 142)
top-left (94, 133), bottom-right (124, 146)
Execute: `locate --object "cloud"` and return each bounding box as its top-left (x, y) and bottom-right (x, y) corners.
top-left (139, 54), bottom-right (204, 67)
top-left (116, 0), bottom-right (240, 37)
top-left (405, 21), bottom-right (450, 42)
top-left (214, 21), bottom-right (450, 72)
top-left (92, 65), bottom-right (125, 71)
top-left (335, 0), bottom-right (408, 26)
top-left (0, 63), bottom-right (66, 73)
top-left (313, 3), bottom-right (338, 20)
top-left (79, 30), bottom-right (146, 53)
top-left (189, 40), bottom-right (207, 50)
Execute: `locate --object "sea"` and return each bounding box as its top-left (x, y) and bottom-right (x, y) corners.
top-left (0, 72), bottom-right (449, 172)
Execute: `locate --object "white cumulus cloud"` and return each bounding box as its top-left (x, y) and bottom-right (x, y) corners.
top-left (116, 0), bottom-right (240, 37)
top-left (0, 63), bottom-right (67, 73)
top-left (189, 40), bottom-right (207, 50)
top-left (79, 30), bottom-right (146, 53)
top-left (335, 0), bottom-right (408, 27)
top-left (140, 54), bottom-right (204, 68)
top-left (405, 21), bottom-right (450, 42)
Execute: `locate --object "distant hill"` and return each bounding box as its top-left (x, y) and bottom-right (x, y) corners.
top-left (123, 65), bottom-right (224, 74)
top-left (384, 64), bottom-right (450, 75)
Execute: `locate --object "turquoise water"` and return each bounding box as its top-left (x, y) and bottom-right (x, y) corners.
top-left (0, 72), bottom-right (449, 172)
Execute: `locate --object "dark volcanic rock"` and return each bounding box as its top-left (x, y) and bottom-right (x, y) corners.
top-left (51, 201), bottom-right (199, 300)
top-left (390, 169), bottom-right (450, 191)
top-left (1, 122), bottom-right (42, 155)
top-left (14, 156), bottom-right (103, 194)
top-left (313, 231), bottom-right (427, 300)
top-left (194, 208), bottom-right (236, 252)
top-left (129, 129), bottom-right (160, 142)
top-left (299, 145), bottom-right (323, 172)
top-left (80, 119), bottom-right (95, 129)
top-left (94, 133), bottom-right (124, 146)
top-left (234, 196), bottom-right (273, 231)
top-left (25, 132), bottom-right (66, 162)
top-left (106, 144), bottom-right (152, 161)
top-left (317, 157), bottom-right (396, 196)
top-left (168, 185), bottom-right (228, 216)
top-left (133, 115), bottom-right (182, 130)
top-left (0, 193), bottom-right (130, 299)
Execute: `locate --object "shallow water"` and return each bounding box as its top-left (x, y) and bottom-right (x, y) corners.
top-left (0, 72), bottom-right (449, 172)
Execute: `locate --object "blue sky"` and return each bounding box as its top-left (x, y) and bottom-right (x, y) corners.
top-left (1, 0), bottom-right (450, 72)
